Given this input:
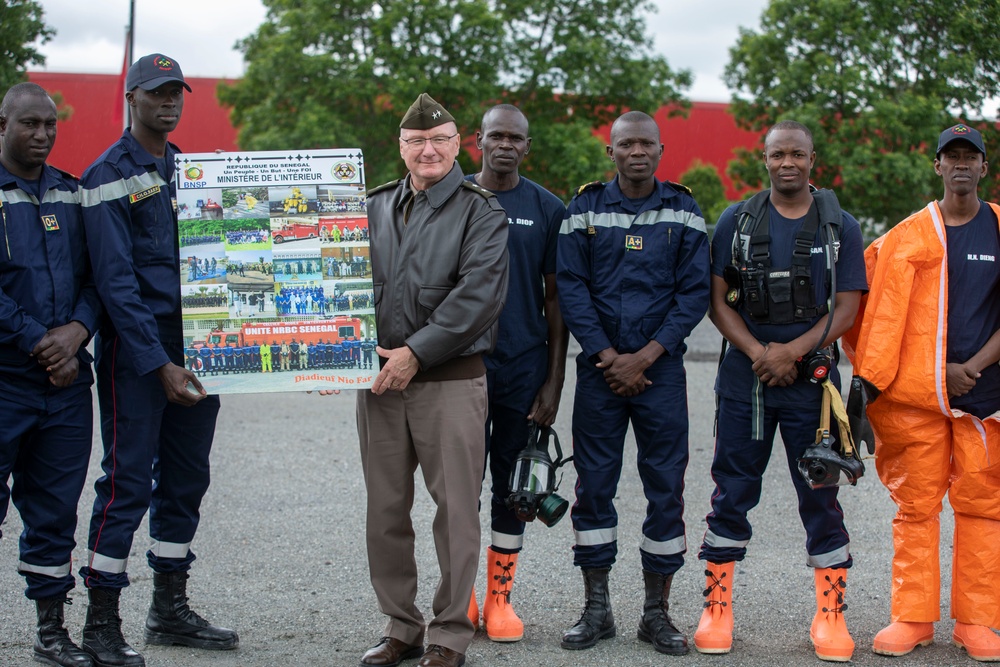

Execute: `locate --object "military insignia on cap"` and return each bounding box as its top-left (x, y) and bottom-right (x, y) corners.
top-left (155, 56), bottom-right (174, 71)
top-left (953, 124), bottom-right (970, 134)
top-left (400, 93), bottom-right (455, 130)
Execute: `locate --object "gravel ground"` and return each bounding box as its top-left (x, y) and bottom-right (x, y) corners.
top-left (0, 321), bottom-right (974, 666)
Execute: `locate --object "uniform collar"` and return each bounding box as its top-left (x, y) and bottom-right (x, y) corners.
top-left (0, 161), bottom-right (61, 195)
top-left (121, 128), bottom-right (179, 178)
top-left (401, 162), bottom-right (465, 209)
top-left (604, 176), bottom-right (673, 214)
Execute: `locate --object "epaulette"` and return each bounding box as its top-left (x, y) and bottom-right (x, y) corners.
top-left (366, 179), bottom-right (403, 197)
top-left (461, 180), bottom-right (495, 198)
top-left (53, 166), bottom-right (79, 181)
top-left (664, 179), bottom-right (691, 195)
top-left (575, 181), bottom-right (602, 197)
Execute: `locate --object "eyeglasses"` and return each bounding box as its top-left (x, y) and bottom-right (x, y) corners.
top-left (399, 133), bottom-right (458, 149)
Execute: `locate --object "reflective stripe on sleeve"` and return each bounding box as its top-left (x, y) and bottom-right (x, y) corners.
top-left (18, 560), bottom-right (72, 578)
top-left (639, 534), bottom-right (687, 556)
top-left (574, 526), bottom-right (617, 547)
top-left (81, 171), bottom-right (167, 207)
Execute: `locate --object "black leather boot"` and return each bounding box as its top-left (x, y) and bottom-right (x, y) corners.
top-left (560, 568), bottom-right (616, 650)
top-left (637, 570), bottom-right (688, 655)
top-left (81, 587), bottom-right (145, 667)
top-left (144, 572), bottom-right (238, 650)
top-left (34, 598), bottom-right (93, 667)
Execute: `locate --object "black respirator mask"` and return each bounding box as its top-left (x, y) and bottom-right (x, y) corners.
top-left (797, 376), bottom-right (866, 489)
top-left (506, 424), bottom-right (573, 527)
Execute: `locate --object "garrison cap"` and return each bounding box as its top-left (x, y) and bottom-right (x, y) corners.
top-left (937, 123), bottom-right (986, 156)
top-left (126, 53), bottom-right (192, 93)
top-left (400, 93), bottom-right (454, 130)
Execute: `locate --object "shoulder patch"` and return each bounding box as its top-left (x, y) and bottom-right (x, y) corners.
top-left (366, 179), bottom-right (403, 197)
top-left (461, 180), bottom-right (495, 198)
top-left (575, 181), bottom-right (602, 197)
top-left (663, 180), bottom-right (692, 195)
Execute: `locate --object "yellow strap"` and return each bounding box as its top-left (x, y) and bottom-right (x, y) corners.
top-left (822, 379), bottom-right (856, 458)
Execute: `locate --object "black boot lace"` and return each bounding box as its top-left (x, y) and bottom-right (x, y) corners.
top-left (491, 558), bottom-right (515, 605)
top-left (821, 574), bottom-right (848, 615)
top-left (702, 568), bottom-right (728, 610)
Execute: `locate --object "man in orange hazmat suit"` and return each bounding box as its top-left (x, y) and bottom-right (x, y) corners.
top-left (847, 123), bottom-right (1000, 662)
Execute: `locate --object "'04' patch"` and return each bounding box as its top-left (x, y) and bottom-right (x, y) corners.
top-left (625, 234), bottom-right (643, 251)
top-left (42, 214), bottom-right (60, 231)
top-left (129, 185), bottom-right (161, 205)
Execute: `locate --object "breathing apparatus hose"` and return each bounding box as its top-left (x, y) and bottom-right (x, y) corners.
top-left (809, 221), bottom-right (838, 356)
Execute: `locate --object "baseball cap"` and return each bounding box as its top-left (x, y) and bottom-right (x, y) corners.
top-left (936, 123), bottom-right (986, 156)
top-left (126, 54), bottom-right (192, 93)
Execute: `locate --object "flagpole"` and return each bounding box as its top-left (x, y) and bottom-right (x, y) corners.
top-left (125, 0), bottom-right (135, 129)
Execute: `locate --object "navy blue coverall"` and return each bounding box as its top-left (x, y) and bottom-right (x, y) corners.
top-left (466, 174), bottom-right (566, 553)
top-left (557, 178), bottom-right (710, 575)
top-left (80, 129), bottom-right (220, 589)
top-left (0, 162), bottom-right (100, 599)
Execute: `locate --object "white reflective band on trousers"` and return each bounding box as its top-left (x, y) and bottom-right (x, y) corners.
top-left (149, 540), bottom-right (193, 559)
top-left (89, 552), bottom-right (128, 574)
top-left (807, 544), bottom-right (851, 569)
top-left (640, 534), bottom-right (686, 556)
top-left (574, 526), bottom-right (617, 547)
top-left (491, 531), bottom-right (524, 551)
top-left (18, 560), bottom-right (72, 577)
top-left (703, 530), bottom-right (750, 549)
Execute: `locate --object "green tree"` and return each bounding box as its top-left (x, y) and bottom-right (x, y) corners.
top-left (679, 159), bottom-right (731, 229)
top-left (725, 0), bottom-right (1000, 233)
top-left (219, 0), bottom-right (690, 199)
top-left (0, 0), bottom-right (53, 93)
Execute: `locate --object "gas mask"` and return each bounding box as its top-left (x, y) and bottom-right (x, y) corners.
top-left (797, 379), bottom-right (866, 489)
top-left (506, 424), bottom-right (573, 527)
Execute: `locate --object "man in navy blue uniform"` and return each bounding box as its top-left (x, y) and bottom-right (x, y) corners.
top-left (694, 121), bottom-right (866, 661)
top-left (361, 337), bottom-right (375, 370)
top-left (557, 110), bottom-right (710, 656)
top-left (466, 104), bottom-right (568, 642)
top-left (80, 54), bottom-right (237, 667)
top-left (0, 81), bottom-right (101, 667)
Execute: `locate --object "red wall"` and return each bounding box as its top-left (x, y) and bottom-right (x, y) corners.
top-left (28, 71), bottom-right (239, 178)
top-left (28, 72), bottom-right (758, 197)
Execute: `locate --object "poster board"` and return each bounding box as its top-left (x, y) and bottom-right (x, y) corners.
top-left (174, 149), bottom-right (376, 394)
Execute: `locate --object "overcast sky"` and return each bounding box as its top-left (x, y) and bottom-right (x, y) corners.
top-left (30, 0), bottom-right (770, 103)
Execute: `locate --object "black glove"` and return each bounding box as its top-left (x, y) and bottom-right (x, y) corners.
top-left (847, 376), bottom-right (879, 455)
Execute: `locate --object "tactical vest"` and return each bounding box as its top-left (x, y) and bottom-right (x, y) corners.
top-left (724, 188), bottom-right (842, 324)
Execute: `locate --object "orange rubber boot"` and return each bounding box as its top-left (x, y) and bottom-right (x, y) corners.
top-left (872, 621), bottom-right (934, 656)
top-left (810, 568), bottom-right (854, 662)
top-left (481, 548), bottom-right (523, 642)
top-left (467, 587), bottom-right (478, 630)
top-left (693, 562), bottom-right (734, 654)
top-left (953, 622), bottom-right (1000, 662)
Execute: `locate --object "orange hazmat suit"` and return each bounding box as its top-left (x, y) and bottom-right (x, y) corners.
top-left (844, 201), bottom-right (1000, 629)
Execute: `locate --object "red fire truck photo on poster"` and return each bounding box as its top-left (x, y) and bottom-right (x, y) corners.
top-left (175, 149), bottom-right (376, 393)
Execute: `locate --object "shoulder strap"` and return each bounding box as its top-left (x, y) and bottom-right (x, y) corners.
top-left (460, 180), bottom-right (495, 199)
top-left (663, 179), bottom-right (692, 195)
top-left (574, 181), bottom-right (602, 198)
top-left (733, 189), bottom-right (772, 265)
top-left (366, 179), bottom-right (402, 197)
